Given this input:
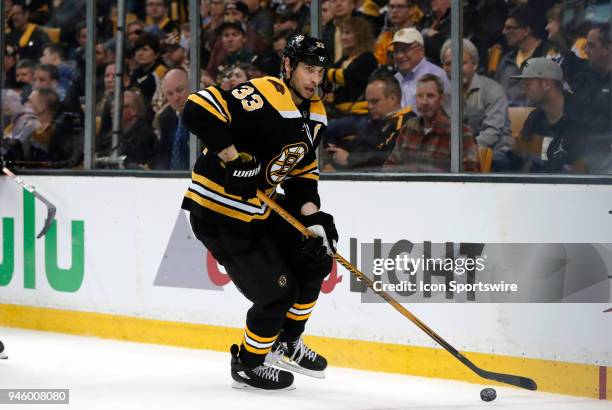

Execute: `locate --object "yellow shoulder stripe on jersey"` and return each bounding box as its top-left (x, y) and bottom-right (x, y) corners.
top-left (250, 76), bottom-right (301, 119)
top-left (206, 87), bottom-right (232, 123)
top-left (289, 159), bottom-right (318, 176)
top-left (188, 92), bottom-right (228, 124)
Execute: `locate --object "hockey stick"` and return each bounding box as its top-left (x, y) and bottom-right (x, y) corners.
top-left (256, 190), bottom-right (538, 391)
top-left (2, 167), bottom-right (57, 238)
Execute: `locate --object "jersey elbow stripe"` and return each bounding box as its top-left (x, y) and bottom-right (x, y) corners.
top-left (188, 94), bottom-right (228, 123)
top-left (184, 189), bottom-right (271, 222)
top-left (191, 171), bottom-right (262, 206)
top-left (187, 183), bottom-right (267, 214)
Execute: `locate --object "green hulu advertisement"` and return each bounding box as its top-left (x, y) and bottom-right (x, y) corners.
top-left (0, 190), bottom-right (85, 292)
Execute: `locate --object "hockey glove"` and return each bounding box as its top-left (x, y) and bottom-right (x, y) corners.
top-left (301, 211), bottom-right (338, 257)
top-left (224, 152), bottom-right (261, 200)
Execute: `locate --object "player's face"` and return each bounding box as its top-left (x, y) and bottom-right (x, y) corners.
top-left (415, 80), bottom-right (443, 119)
top-left (291, 62), bottom-right (325, 100)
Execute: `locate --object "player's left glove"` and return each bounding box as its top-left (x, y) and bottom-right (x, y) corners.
top-left (301, 211), bottom-right (338, 258)
top-left (223, 152), bottom-right (261, 200)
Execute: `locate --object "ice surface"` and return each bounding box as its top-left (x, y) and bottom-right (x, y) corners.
top-left (0, 327), bottom-right (609, 410)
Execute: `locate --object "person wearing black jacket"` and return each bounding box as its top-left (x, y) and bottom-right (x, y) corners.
top-left (511, 58), bottom-right (608, 174)
top-left (325, 72), bottom-right (414, 170)
top-left (130, 33), bottom-right (168, 109)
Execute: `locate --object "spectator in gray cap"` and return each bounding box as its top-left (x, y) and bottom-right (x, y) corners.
top-left (509, 58), bottom-right (608, 173)
top-left (440, 39), bottom-right (512, 170)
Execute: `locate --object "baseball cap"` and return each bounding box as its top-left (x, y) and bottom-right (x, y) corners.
top-left (225, 1), bottom-right (249, 16)
top-left (217, 21), bottom-right (246, 35)
top-left (510, 57), bottom-right (563, 81)
top-left (391, 28), bottom-right (424, 46)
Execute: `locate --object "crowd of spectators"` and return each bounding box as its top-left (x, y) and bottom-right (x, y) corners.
top-left (0, 0), bottom-right (610, 174)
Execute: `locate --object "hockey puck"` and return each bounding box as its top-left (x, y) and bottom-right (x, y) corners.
top-left (480, 387), bottom-right (497, 402)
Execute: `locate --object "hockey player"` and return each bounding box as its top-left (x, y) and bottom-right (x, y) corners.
top-left (181, 34), bottom-right (338, 391)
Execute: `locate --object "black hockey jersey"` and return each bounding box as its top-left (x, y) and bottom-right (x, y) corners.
top-left (181, 76), bottom-right (327, 224)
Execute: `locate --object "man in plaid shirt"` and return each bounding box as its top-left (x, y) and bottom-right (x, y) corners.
top-left (383, 73), bottom-right (479, 172)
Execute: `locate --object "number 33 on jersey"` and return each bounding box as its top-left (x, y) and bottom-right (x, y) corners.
top-left (181, 76), bottom-right (328, 224)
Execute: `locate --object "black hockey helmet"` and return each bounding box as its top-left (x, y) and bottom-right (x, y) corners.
top-left (283, 34), bottom-right (331, 69)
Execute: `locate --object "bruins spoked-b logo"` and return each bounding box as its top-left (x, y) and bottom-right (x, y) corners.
top-left (266, 143), bottom-right (307, 185)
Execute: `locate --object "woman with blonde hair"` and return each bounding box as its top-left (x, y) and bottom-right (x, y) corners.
top-left (326, 16), bottom-right (378, 117)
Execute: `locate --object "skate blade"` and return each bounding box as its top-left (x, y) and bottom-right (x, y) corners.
top-left (273, 358), bottom-right (326, 379)
top-left (0, 353), bottom-right (7, 360)
top-left (231, 381), bottom-right (296, 391)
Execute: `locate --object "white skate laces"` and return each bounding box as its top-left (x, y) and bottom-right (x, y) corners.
top-left (252, 364), bottom-right (281, 382)
top-left (290, 338), bottom-right (317, 363)
top-left (265, 344), bottom-right (285, 365)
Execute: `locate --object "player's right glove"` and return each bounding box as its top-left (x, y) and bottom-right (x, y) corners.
top-left (224, 152), bottom-right (261, 200)
top-left (301, 211), bottom-right (338, 258)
